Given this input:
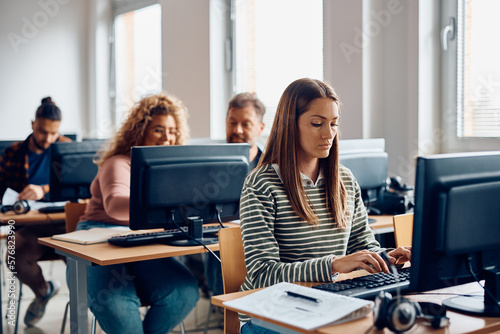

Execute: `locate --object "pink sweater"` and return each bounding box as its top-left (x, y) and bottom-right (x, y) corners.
top-left (79, 155), bottom-right (131, 226)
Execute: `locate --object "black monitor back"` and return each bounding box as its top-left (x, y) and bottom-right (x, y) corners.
top-left (48, 140), bottom-right (106, 202)
top-left (0, 140), bottom-right (21, 155)
top-left (129, 144), bottom-right (250, 230)
top-left (410, 151), bottom-right (500, 293)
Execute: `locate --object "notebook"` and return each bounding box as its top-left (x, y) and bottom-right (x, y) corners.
top-left (52, 227), bottom-right (131, 245)
top-left (223, 281), bottom-right (373, 331)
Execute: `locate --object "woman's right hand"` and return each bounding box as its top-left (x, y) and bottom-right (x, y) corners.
top-left (331, 250), bottom-right (390, 274)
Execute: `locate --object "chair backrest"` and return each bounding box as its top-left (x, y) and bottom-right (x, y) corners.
top-left (393, 213), bottom-right (414, 247)
top-left (64, 202), bottom-right (88, 232)
top-left (218, 226), bottom-right (247, 334)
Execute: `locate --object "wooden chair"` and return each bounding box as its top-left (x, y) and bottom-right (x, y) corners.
top-left (392, 213), bottom-right (414, 247)
top-left (64, 201), bottom-right (88, 233)
top-left (218, 227), bottom-right (247, 334)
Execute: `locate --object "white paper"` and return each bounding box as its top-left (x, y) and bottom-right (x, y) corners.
top-left (52, 227), bottom-right (131, 244)
top-left (223, 282), bottom-right (373, 330)
top-left (2, 188), bottom-right (67, 211)
top-left (2, 188), bottom-right (19, 205)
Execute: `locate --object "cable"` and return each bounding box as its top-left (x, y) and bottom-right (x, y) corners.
top-left (216, 211), bottom-right (224, 228)
top-left (214, 205), bottom-right (227, 229)
top-left (466, 256), bottom-right (500, 313)
top-left (171, 219), bottom-right (221, 263)
top-left (45, 213), bottom-right (55, 224)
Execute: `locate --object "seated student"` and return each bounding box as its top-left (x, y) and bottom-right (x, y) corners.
top-left (76, 93), bottom-right (199, 334)
top-left (238, 78), bottom-right (411, 333)
top-left (225, 92), bottom-right (266, 171)
top-left (0, 97), bottom-right (71, 326)
top-left (198, 92), bottom-right (268, 297)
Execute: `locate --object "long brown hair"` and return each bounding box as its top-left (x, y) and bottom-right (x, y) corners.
top-left (96, 93), bottom-right (189, 167)
top-left (259, 78), bottom-right (349, 228)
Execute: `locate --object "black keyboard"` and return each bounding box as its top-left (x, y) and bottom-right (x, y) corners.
top-left (38, 205), bottom-right (65, 213)
top-left (108, 225), bottom-right (223, 247)
top-left (313, 267), bottom-right (411, 300)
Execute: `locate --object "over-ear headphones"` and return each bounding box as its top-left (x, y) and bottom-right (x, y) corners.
top-left (373, 252), bottom-right (450, 332)
top-left (373, 291), bottom-right (449, 332)
top-left (0, 200), bottom-right (30, 215)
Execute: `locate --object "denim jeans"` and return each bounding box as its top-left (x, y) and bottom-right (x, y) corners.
top-left (76, 221), bottom-right (200, 334)
top-left (241, 321), bottom-right (280, 334)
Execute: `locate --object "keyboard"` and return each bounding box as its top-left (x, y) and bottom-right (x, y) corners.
top-left (312, 267), bottom-right (411, 300)
top-left (108, 225), bottom-right (223, 247)
top-left (38, 205), bottom-right (66, 214)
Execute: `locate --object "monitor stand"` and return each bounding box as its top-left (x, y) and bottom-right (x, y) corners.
top-left (443, 268), bottom-right (500, 316)
top-left (169, 216), bottom-right (219, 246)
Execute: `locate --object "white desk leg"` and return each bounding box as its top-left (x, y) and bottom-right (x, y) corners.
top-left (59, 252), bottom-right (91, 334)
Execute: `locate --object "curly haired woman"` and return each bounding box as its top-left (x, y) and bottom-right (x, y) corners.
top-left (76, 93), bottom-right (199, 334)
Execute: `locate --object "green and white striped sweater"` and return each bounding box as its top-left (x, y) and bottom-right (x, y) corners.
top-left (239, 163), bottom-right (382, 295)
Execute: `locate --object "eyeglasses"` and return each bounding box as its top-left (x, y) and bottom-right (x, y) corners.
top-left (167, 128), bottom-right (179, 137)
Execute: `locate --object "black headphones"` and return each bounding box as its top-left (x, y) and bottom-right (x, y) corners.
top-left (0, 200), bottom-right (30, 215)
top-left (373, 252), bottom-right (450, 332)
top-left (373, 291), bottom-right (449, 332)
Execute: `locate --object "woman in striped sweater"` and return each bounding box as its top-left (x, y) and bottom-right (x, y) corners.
top-left (239, 78), bottom-right (411, 333)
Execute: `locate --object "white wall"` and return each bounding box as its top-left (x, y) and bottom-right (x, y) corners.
top-left (324, 0), bottom-right (364, 140)
top-left (0, 0), bottom-right (90, 140)
top-left (0, 0), bottom-right (441, 185)
top-left (160, 0), bottom-right (211, 138)
top-left (324, 0), bottom-right (440, 185)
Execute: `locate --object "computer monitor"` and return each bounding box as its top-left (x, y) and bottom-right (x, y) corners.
top-left (129, 143), bottom-right (250, 246)
top-left (339, 139), bottom-right (388, 214)
top-left (0, 140), bottom-right (20, 155)
top-left (410, 151), bottom-right (500, 316)
top-left (48, 140), bottom-right (106, 202)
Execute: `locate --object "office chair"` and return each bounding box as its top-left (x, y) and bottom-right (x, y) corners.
top-left (392, 213), bottom-right (414, 248)
top-left (218, 227), bottom-right (247, 334)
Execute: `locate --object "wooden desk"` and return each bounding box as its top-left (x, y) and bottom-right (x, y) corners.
top-left (212, 274), bottom-right (500, 334)
top-left (368, 215), bottom-right (394, 234)
top-left (39, 223), bottom-right (237, 334)
top-left (0, 210), bottom-right (65, 225)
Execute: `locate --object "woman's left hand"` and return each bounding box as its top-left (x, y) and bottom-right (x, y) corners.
top-left (387, 246), bottom-right (411, 265)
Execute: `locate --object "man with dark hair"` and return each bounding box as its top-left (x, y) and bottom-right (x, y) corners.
top-left (0, 97), bottom-right (71, 326)
top-left (226, 92), bottom-right (265, 170)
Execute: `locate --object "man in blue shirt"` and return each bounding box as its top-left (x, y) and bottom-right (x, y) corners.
top-left (0, 97), bottom-right (71, 326)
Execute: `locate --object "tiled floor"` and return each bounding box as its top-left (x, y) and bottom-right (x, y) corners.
top-left (1, 260), bottom-right (224, 334)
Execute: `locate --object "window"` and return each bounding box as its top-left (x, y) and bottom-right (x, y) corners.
top-left (232, 0), bottom-right (323, 138)
top-left (112, 3), bottom-right (161, 127)
top-left (442, 0), bottom-right (500, 152)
